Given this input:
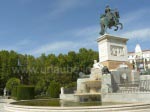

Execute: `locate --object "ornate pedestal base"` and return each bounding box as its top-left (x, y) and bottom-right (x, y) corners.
top-left (97, 34), bottom-right (131, 70)
top-left (101, 60), bottom-right (132, 70)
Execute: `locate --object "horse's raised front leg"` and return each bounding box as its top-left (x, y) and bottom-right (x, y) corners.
top-left (118, 23), bottom-right (123, 30)
top-left (114, 26), bottom-right (118, 31)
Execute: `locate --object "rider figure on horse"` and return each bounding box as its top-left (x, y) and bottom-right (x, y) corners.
top-left (105, 5), bottom-right (117, 28)
top-left (99, 5), bottom-right (123, 35)
top-left (105, 5), bottom-right (111, 14)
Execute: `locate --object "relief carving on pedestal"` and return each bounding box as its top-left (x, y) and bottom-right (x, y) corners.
top-left (110, 45), bottom-right (125, 56)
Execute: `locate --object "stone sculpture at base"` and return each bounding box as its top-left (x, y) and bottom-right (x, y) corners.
top-left (74, 60), bottom-right (103, 102)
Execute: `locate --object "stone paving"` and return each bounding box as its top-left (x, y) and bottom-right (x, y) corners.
top-left (0, 97), bottom-right (14, 112)
top-left (0, 99), bottom-right (5, 112)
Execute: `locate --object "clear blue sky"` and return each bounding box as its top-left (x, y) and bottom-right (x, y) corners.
top-left (0, 0), bottom-right (150, 56)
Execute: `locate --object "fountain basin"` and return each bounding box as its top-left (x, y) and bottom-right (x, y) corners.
top-left (4, 100), bottom-right (145, 112)
top-left (83, 80), bottom-right (101, 94)
top-left (83, 80), bottom-right (101, 88)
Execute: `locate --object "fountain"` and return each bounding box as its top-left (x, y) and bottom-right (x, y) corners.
top-left (83, 80), bottom-right (101, 93)
top-left (74, 60), bottom-right (103, 102)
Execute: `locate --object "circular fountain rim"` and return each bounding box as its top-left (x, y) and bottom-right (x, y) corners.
top-left (5, 102), bottom-right (150, 112)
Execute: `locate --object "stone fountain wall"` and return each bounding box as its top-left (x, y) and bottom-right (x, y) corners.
top-left (101, 73), bottom-right (112, 94)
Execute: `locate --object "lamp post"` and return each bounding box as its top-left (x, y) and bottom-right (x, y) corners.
top-left (18, 55), bottom-right (28, 84)
top-left (18, 58), bottom-right (23, 84)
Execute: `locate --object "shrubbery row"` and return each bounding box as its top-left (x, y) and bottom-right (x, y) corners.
top-left (12, 85), bottom-right (35, 100)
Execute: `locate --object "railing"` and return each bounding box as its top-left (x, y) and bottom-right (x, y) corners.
top-left (140, 80), bottom-right (150, 92)
top-left (140, 70), bottom-right (150, 75)
top-left (114, 80), bottom-right (150, 93)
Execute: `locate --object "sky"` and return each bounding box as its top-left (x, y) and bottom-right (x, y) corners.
top-left (0, 0), bottom-right (150, 56)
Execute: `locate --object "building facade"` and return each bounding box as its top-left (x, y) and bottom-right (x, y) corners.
top-left (128, 44), bottom-right (150, 71)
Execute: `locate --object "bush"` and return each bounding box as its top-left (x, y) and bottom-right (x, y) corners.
top-left (65, 82), bottom-right (77, 88)
top-left (17, 85), bottom-right (35, 100)
top-left (11, 87), bottom-right (17, 98)
top-left (47, 81), bottom-right (60, 98)
top-left (6, 78), bottom-right (20, 92)
top-left (35, 79), bottom-right (47, 95)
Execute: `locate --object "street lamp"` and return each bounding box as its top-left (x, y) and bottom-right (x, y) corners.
top-left (18, 58), bottom-right (23, 84)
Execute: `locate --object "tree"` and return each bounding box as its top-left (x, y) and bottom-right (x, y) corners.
top-left (6, 78), bottom-right (20, 93)
top-left (35, 79), bottom-right (47, 95)
top-left (47, 81), bottom-right (60, 98)
top-left (58, 54), bottom-right (67, 67)
top-left (0, 48), bottom-right (99, 95)
top-left (47, 54), bottom-right (56, 64)
top-left (78, 48), bottom-right (98, 73)
top-left (67, 51), bottom-right (77, 67)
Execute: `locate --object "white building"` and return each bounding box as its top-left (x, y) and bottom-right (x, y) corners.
top-left (128, 44), bottom-right (150, 70)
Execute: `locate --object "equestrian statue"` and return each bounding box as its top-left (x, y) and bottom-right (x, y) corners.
top-left (100, 5), bottom-right (123, 35)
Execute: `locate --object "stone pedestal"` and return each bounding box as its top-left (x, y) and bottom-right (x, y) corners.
top-left (101, 73), bottom-right (112, 94)
top-left (97, 34), bottom-right (131, 70)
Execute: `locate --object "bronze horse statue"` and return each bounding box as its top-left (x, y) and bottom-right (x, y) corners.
top-left (100, 9), bottom-right (123, 35)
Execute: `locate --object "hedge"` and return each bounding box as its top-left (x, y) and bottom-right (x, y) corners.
top-left (11, 87), bottom-right (17, 98)
top-left (16, 85), bottom-right (35, 100)
top-left (47, 81), bottom-right (60, 98)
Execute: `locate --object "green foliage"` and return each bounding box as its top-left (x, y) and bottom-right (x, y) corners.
top-left (11, 87), bottom-right (17, 97)
top-left (47, 81), bottom-right (60, 98)
top-left (65, 82), bottom-right (77, 88)
top-left (17, 85), bottom-right (35, 100)
top-left (35, 79), bottom-right (47, 95)
top-left (0, 48), bottom-right (99, 95)
top-left (6, 78), bottom-right (20, 92)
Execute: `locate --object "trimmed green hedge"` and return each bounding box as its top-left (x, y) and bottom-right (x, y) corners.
top-left (47, 81), bottom-right (60, 98)
top-left (16, 85), bottom-right (35, 100)
top-left (11, 87), bottom-right (17, 98)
